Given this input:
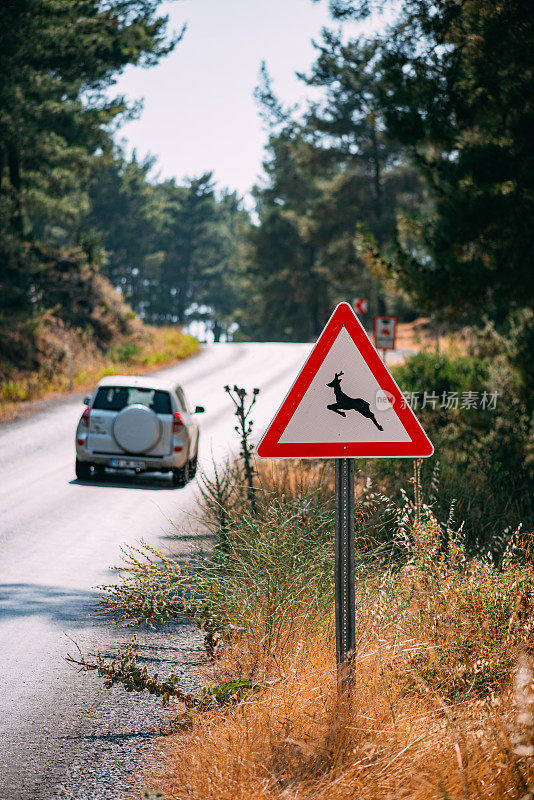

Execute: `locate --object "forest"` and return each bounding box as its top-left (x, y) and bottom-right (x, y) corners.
top-left (2, 0), bottom-right (532, 350)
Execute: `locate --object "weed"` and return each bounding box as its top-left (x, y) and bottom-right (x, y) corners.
top-left (66, 635), bottom-right (263, 710)
top-left (66, 635), bottom-right (196, 707)
top-left (144, 621), bottom-right (534, 800)
top-left (140, 458), bottom-right (534, 798)
top-left (224, 384), bottom-right (260, 514)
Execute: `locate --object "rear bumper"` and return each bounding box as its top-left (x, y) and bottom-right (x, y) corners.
top-left (75, 442), bottom-right (187, 471)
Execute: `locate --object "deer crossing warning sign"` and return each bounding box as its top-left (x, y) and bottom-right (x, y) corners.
top-left (257, 302), bottom-right (433, 459)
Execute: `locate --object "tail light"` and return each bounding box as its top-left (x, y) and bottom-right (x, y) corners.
top-left (80, 406), bottom-right (90, 428)
top-left (173, 412), bottom-right (184, 433)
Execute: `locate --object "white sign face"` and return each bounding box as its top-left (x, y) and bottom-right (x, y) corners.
top-left (279, 326), bottom-right (410, 446)
top-left (374, 316), bottom-right (397, 350)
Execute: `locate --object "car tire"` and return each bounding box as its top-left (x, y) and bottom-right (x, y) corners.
top-left (75, 458), bottom-right (92, 480)
top-left (171, 462), bottom-right (190, 488)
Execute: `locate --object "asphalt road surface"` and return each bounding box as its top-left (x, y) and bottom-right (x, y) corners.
top-left (0, 341), bottom-right (413, 799)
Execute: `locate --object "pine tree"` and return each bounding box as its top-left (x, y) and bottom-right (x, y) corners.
top-left (153, 174), bottom-right (223, 325)
top-left (319, 0), bottom-right (534, 320)
top-left (244, 51), bottom-right (422, 340)
top-left (0, 0), bottom-right (180, 314)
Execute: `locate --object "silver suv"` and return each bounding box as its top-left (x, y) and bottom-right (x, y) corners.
top-left (75, 375), bottom-right (204, 486)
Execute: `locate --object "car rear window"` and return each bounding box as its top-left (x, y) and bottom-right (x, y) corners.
top-left (93, 387), bottom-right (172, 414)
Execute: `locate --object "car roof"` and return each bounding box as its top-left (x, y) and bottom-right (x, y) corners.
top-left (96, 375), bottom-right (179, 392)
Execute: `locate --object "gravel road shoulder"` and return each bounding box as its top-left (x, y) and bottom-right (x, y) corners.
top-left (0, 620), bottom-right (204, 800)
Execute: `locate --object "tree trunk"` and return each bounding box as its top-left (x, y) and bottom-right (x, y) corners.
top-left (7, 141), bottom-right (23, 234)
top-left (0, 144), bottom-right (6, 190)
top-left (370, 119), bottom-right (382, 225)
top-left (212, 320), bottom-right (223, 342)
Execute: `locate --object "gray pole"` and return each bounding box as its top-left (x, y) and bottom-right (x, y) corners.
top-left (335, 458), bottom-right (355, 667)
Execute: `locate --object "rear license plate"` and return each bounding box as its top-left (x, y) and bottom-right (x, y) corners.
top-left (110, 459), bottom-right (146, 469)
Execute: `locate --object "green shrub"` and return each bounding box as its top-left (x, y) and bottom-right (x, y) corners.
top-left (109, 341), bottom-right (141, 363)
top-left (97, 492), bottom-right (337, 656)
top-left (364, 350), bottom-right (533, 555)
top-left (393, 351), bottom-right (488, 403)
top-left (394, 516), bottom-right (534, 700)
top-left (0, 379), bottom-right (29, 401)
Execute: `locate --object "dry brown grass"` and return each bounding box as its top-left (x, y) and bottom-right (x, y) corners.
top-left (134, 461), bottom-right (534, 799)
top-left (143, 617), bottom-right (534, 800)
top-left (139, 532), bottom-right (534, 798)
top-left (396, 319), bottom-right (468, 356)
top-left (255, 458), bottom-right (335, 503)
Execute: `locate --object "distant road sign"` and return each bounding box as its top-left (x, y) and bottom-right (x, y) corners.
top-left (353, 297), bottom-right (368, 315)
top-left (374, 315), bottom-right (397, 350)
top-left (257, 303), bottom-right (433, 459)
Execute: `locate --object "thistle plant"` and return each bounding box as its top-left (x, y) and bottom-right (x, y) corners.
top-left (224, 384), bottom-right (260, 514)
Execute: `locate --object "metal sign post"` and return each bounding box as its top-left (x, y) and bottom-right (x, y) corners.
top-left (335, 458), bottom-right (355, 667)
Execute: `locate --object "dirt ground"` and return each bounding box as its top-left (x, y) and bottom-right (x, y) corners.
top-left (396, 318), bottom-right (452, 353)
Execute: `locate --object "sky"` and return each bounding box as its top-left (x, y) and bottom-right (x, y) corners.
top-left (110, 0), bottom-right (366, 196)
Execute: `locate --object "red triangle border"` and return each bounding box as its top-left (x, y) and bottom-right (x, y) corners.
top-left (257, 303), bottom-right (434, 458)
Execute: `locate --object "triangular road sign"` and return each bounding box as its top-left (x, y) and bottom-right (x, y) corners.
top-left (258, 302), bottom-right (433, 458)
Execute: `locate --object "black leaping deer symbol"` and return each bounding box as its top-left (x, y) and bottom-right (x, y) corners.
top-left (326, 371), bottom-right (383, 431)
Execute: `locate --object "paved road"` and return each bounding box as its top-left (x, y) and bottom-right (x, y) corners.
top-left (0, 340), bottom-right (414, 798)
top-left (0, 342), bottom-right (311, 799)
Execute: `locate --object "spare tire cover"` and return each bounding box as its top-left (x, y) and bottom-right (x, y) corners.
top-left (112, 404), bottom-right (162, 454)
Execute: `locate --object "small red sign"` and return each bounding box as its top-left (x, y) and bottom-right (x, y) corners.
top-left (257, 303), bottom-right (433, 459)
top-left (373, 315), bottom-right (397, 350)
top-left (353, 297), bottom-right (368, 315)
